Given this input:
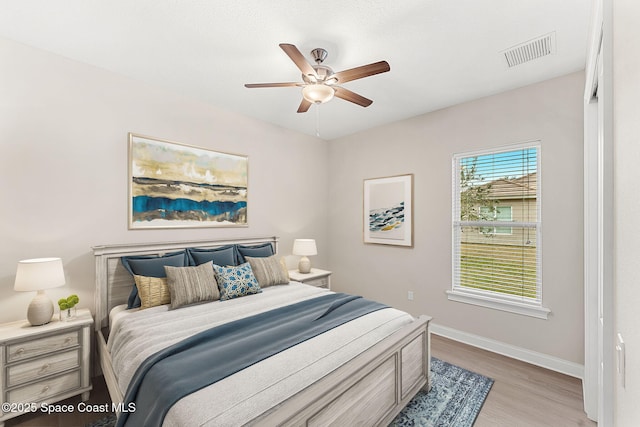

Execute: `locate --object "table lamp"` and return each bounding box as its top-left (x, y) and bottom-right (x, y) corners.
top-left (292, 239), bottom-right (317, 274)
top-left (14, 257), bottom-right (66, 326)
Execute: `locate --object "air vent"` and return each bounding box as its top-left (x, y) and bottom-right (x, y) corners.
top-left (502, 32), bottom-right (556, 68)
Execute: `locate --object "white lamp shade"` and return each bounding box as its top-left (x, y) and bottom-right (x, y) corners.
top-left (292, 239), bottom-right (318, 256)
top-left (14, 258), bottom-right (66, 292)
top-left (302, 84), bottom-right (335, 104)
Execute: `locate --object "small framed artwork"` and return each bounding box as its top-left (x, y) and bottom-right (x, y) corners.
top-left (128, 133), bottom-right (248, 229)
top-left (363, 174), bottom-right (413, 247)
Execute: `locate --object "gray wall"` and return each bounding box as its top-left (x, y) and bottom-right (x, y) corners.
top-left (327, 71), bottom-right (585, 364)
top-left (0, 37), bottom-right (329, 324)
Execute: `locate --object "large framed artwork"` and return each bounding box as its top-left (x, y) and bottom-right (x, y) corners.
top-left (128, 133), bottom-right (248, 229)
top-left (363, 174), bottom-right (413, 247)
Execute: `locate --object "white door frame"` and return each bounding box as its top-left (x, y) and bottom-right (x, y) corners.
top-left (583, 0), bottom-right (614, 424)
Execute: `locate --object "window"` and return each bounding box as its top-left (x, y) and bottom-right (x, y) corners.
top-left (449, 143), bottom-right (549, 319)
top-left (479, 206), bottom-right (512, 235)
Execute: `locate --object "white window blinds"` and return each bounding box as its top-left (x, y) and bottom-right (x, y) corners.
top-left (452, 144), bottom-right (541, 305)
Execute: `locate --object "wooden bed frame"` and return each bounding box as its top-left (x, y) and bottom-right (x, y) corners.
top-left (93, 236), bottom-right (431, 426)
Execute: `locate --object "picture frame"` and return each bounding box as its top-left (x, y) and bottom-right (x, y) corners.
top-left (128, 133), bottom-right (248, 229)
top-left (363, 174), bottom-right (413, 246)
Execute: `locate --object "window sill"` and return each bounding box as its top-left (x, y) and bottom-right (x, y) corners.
top-left (446, 290), bottom-right (551, 320)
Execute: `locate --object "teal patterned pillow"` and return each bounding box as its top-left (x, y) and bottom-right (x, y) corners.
top-left (213, 263), bottom-right (262, 301)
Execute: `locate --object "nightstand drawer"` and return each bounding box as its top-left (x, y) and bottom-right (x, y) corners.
top-left (7, 330), bottom-right (78, 362)
top-left (7, 349), bottom-right (80, 387)
top-left (7, 370), bottom-right (80, 403)
top-left (306, 276), bottom-right (329, 288)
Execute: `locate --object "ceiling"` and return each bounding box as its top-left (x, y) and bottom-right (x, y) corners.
top-left (0, 1), bottom-right (592, 140)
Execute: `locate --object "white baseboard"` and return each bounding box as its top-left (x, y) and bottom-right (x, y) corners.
top-left (430, 323), bottom-right (584, 379)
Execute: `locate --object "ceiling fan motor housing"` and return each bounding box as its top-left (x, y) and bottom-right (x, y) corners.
top-left (303, 64), bottom-right (334, 84)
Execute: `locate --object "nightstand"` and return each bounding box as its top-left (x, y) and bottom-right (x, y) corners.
top-left (0, 308), bottom-right (93, 426)
top-left (289, 268), bottom-right (332, 289)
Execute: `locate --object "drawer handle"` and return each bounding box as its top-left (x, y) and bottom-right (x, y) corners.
top-left (63, 337), bottom-right (72, 345)
top-left (39, 363), bottom-right (51, 374)
top-left (15, 347), bottom-right (25, 356)
top-left (41, 385), bottom-right (50, 394)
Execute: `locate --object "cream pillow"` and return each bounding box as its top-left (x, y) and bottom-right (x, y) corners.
top-left (134, 275), bottom-right (171, 309)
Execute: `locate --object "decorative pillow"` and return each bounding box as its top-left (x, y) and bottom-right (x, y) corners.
top-left (187, 245), bottom-right (237, 267)
top-left (235, 243), bottom-right (275, 264)
top-left (121, 250), bottom-right (187, 309)
top-left (245, 255), bottom-right (290, 288)
top-left (164, 262), bottom-right (219, 309)
top-left (213, 263), bottom-right (262, 301)
top-left (134, 275), bottom-right (171, 309)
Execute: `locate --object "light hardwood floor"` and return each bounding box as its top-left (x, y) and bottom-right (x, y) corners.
top-left (6, 334), bottom-right (596, 427)
top-left (431, 334), bottom-right (597, 427)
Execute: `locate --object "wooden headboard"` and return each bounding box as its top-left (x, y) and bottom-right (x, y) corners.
top-left (92, 236), bottom-right (279, 331)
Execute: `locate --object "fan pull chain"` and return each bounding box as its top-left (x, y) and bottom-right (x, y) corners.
top-left (315, 103), bottom-right (321, 137)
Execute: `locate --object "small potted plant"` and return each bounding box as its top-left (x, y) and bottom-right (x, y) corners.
top-left (58, 294), bottom-right (79, 321)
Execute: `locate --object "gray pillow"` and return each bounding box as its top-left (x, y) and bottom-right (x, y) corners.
top-left (187, 245), bottom-right (237, 266)
top-left (235, 243), bottom-right (274, 263)
top-left (164, 262), bottom-right (219, 309)
top-left (245, 256), bottom-right (290, 288)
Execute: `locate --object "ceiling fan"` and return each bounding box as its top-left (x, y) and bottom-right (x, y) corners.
top-left (245, 43), bottom-right (390, 113)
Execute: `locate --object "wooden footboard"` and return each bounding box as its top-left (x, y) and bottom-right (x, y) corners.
top-left (97, 315), bottom-right (431, 425)
top-left (249, 315), bottom-right (431, 427)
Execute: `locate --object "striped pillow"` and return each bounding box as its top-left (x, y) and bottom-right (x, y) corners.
top-left (134, 275), bottom-right (171, 309)
top-left (164, 261), bottom-right (219, 309)
top-left (245, 256), bottom-right (290, 288)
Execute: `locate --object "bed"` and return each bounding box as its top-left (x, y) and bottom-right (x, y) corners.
top-left (93, 236), bottom-right (431, 426)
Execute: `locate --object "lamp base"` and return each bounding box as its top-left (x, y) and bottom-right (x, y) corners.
top-left (298, 256), bottom-right (311, 274)
top-left (27, 290), bottom-right (54, 326)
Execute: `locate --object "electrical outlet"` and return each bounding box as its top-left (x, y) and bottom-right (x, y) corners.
top-left (408, 291), bottom-right (414, 301)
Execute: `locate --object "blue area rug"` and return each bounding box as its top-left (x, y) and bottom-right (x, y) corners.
top-left (87, 358), bottom-right (492, 427)
top-left (390, 357), bottom-right (494, 427)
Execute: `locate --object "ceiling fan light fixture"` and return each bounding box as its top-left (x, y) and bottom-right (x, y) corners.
top-left (302, 84), bottom-right (335, 104)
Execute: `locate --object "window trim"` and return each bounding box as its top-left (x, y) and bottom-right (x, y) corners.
top-left (450, 141), bottom-right (549, 318)
top-left (446, 289), bottom-right (550, 319)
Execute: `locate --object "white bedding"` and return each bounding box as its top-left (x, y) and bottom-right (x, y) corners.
top-left (107, 282), bottom-right (414, 426)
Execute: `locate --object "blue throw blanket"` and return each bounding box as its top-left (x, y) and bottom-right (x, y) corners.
top-left (117, 293), bottom-right (388, 427)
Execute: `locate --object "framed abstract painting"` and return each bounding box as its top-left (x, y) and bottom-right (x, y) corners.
top-left (363, 174), bottom-right (413, 246)
top-left (128, 133), bottom-right (248, 229)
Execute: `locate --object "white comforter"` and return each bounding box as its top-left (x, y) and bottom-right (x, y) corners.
top-left (107, 283), bottom-right (413, 426)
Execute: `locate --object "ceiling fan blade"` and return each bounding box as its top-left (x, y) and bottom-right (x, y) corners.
top-left (332, 61), bottom-right (390, 84)
top-left (279, 43), bottom-right (318, 79)
top-left (297, 98), bottom-right (313, 113)
top-left (244, 82), bottom-right (301, 88)
top-left (334, 87), bottom-right (373, 107)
